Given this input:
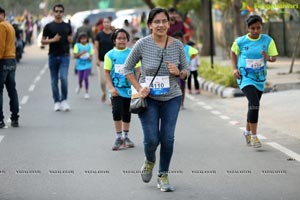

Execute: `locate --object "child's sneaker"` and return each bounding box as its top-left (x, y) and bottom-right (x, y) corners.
top-left (124, 137), bottom-right (134, 148)
top-left (112, 137), bottom-right (124, 151)
top-left (75, 86), bottom-right (81, 94)
top-left (195, 89), bottom-right (200, 94)
top-left (157, 174), bottom-right (175, 192)
top-left (251, 136), bottom-right (262, 148)
top-left (84, 93), bottom-right (90, 99)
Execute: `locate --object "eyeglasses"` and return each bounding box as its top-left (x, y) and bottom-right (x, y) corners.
top-left (54, 10), bottom-right (64, 13)
top-left (116, 37), bottom-right (127, 41)
top-left (152, 19), bottom-right (169, 25)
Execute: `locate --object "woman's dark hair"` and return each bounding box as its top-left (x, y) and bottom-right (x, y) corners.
top-left (53, 4), bottom-right (64, 12)
top-left (111, 28), bottom-right (130, 44)
top-left (0, 7), bottom-right (5, 16)
top-left (246, 15), bottom-right (263, 27)
top-left (147, 8), bottom-right (169, 26)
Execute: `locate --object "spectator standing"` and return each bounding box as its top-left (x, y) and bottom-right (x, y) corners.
top-left (186, 40), bottom-right (200, 94)
top-left (167, 8), bottom-right (185, 36)
top-left (24, 15), bottom-right (33, 45)
top-left (74, 18), bottom-right (94, 44)
top-left (173, 31), bottom-right (198, 108)
top-left (122, 19), bottom-right (138, 47)
top-left (0, 6), bottom-right (20, 128)
top-left (95, 17), bottom-right (114, 103)
top-left (140, 12), bottom-right (147, 37)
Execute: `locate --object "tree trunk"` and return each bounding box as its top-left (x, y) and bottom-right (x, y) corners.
top-left (289, 29), bottom-right (300, 73)
top-left (233, 0), bottom-right (244, 37)
top-left (142, 0), bottom-right (155, 9)
top-left (173, 0), bottom-right (181, 9)
top-left (200, 0), bottom-right (215, 56)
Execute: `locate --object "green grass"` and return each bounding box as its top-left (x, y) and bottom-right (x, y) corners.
top-left (198, 59), bottom-right (238, 88)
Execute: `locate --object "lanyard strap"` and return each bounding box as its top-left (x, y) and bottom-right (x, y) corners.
top-left (148, 36), bottom-right (169, 86)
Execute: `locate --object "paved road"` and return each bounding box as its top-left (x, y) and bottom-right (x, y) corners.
top-left (0, 46), bottom-right (299, 200)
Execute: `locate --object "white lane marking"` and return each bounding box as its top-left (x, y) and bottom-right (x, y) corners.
top-left (186, 90), bottom-right (269, 143)
top-left (197, 101), bottom-right (206, 106)
top-left (186, 91), bottom-right (267, 142)
top-left (39, 68), bottom-right (47, 76)
top-left (33, 76), bottom-right (41, 84)
top-left (229, 120), bottom-right (239, 125)
top-left (20, 96), bottom-right (29, 105)
top-left (28, 84), bottom-right (35, 92)
top-left (203, 105), bottom-right (213, 110)
top-left (257, 134), bottom-right (267, 140)
top-left (267, 142), bottom-right (300, 162)
top-left (0, 135), bottom-right (4, 143)
top-left (186, 94), bottom-right (197, 101)
top-left (211, 110), bottom-right (221, 115)
top-left (220, 115), bottom-right (230, 120)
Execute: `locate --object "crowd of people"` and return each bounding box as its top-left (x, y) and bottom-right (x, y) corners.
top-left (0, 3), bottom-right (278, 193)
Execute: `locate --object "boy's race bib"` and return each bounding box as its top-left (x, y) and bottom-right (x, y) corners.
top-left (115, 64), bottom-right (125, 78)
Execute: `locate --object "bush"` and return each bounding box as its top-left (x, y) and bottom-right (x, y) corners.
top-left (198, 59), bottom-right (238, 88)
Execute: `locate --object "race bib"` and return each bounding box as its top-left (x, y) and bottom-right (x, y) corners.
top-left (246, 58), bottom-right (264, 72)
top-left (115, 64), bottom-right (125, 78)
top-left (146, 76), bottom-right (170, 96)
top-left (80, 52), bottom-right (90, 59)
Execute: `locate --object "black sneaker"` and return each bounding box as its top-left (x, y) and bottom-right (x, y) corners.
top-left (11, 120), bottom-right (19, 128)
top-left (0, 121), bottom-right (5, 128)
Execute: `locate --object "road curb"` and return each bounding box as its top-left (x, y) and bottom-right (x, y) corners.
top-left (198, 77), bottom-right (275, 98)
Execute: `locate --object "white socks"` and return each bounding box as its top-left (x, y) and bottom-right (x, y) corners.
top-left (244, 130), bottom-right (251, 136)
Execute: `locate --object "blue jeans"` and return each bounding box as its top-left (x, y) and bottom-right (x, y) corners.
top-left (48, 55), bottom-right (70, 103)
top-left (0, 59), bottom-right (19, 121)
top-left (139, 96), bottom-right (181, 174)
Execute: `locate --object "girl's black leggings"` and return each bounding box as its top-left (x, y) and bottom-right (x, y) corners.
top-left (241, 85), bottom-right (263, 123)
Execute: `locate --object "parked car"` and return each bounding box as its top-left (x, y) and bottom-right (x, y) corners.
top-left (70, 8), bottom-right (116, 32)
top-left (112, 8), bottom-right (149, 29)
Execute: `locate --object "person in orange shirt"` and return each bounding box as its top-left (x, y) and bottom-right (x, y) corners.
top-left (0, 7), bottom-right (20, 128)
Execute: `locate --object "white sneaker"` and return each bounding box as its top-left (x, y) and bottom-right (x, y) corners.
top-left (84, 93), bottom-right (90, 99)
top-left (61, 100), bottom-right (70, 111)
top-left (75, 86), bottom-right (81, 94)
top-left (54, 102), bottom-right (61, 111)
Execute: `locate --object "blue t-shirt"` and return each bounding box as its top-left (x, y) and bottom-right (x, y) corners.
top-left (231, 34), bottom-right (278, 91)
top-left (73, 43), bottom-right (93, 70)
top-left (104, 48), bottom-right (135, 98)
